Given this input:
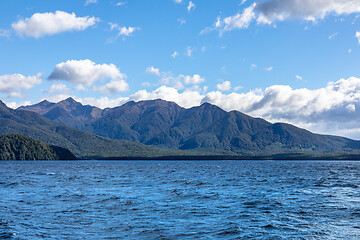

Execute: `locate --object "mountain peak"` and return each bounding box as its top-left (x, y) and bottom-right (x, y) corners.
top-left (37, 99), bottom-right (53, 107)
top-left (0, 100), bottom-right (8, 109)
top-left (58, 97), bottom-right (82, 108)
top-left (64, 97), bottom-right (77, 104)
top-left (39, 99), bottom-right (50, 104)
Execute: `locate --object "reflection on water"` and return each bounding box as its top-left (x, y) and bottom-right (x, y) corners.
top-left (0, 160), bottom-right (360, 239)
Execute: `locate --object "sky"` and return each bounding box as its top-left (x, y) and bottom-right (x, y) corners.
top-left (1, 0), bottom-right (360, 139)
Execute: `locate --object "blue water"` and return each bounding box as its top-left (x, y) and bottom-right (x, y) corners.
top-left (0, 161), bottom-right (360, 239)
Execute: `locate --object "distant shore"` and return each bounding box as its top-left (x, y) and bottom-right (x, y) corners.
top-left (82, 153), bottom-right (360, 161)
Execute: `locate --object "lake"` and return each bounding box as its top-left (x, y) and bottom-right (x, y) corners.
top-left (0, 160), bottom-right (360, 239)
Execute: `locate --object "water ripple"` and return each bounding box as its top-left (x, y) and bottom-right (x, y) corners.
top-left (0, 160), bottom-right (360, 239)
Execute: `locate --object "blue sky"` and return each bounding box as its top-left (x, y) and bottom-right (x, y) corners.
top-left (1, 0), bottom-right (360, 138)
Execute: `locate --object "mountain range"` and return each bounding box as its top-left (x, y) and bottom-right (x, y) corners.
top-left (18, 98), bottom-right (105, 128)
top-left (1, 100), bottom-right (169, 158)
top-left (18, 98), bottom-right (360, 155)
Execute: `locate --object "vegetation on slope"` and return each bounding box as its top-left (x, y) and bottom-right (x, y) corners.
top-left (0, 134), bottom-right (76, 160)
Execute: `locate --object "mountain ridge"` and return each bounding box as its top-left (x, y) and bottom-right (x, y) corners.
top-left (17, 98), bottom-right (360, 155)
top-left (20, 98), bottom-right (360, 154)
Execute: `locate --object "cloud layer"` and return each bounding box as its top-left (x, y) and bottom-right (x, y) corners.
top-left (12, 11), bottom-right (99, 38)
top-left (207, 0), bottom-right (360, 34)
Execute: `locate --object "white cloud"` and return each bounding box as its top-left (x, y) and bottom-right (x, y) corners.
top-left (187, 1), bottom-right (196, 12)
top-left (206, 0), bottom-right (360, 34)
top-left (143, 67), bottom-right (205, 88)
top-left (108, 23), bottom-right (138, 42)
top-left (174, 0), bottom-right (182, 3)
top-left (251, 64), bottom-right (257, 70)
top-left (205, 3), bottom-right (256, 35)
top-left (184, 74), bottom-right (205, 84)
top-left (185, 46), bottom-right (194, 57)
top-left (94, 80), bottom-right (129, 93)
top-left (130, 86), bottom-right (204, 109)
top-left (48, 59), bottom-right (127, 90)
top-left (0, 73), bottom-right (42, 93)
top-left (115, 1), bottom-right (127, 6)
top-left (85, 0), bottom-right (97, 6)
top-left (4, 100), bottom-right (32, 109)
top-left (266, 66), bottom-right (273, 71)
top-left (234, 86), bottom-right (243, 91)
top-left (48, 83), bottom-right (69, 93)
top-left (217, 81), bottom-right (231, 91)
top-left (356, 31), bottom-right (360, 44)
top-left (329, 32), bottom-right (338, 40)
top-left (146, 66), bottom-right (160, 76)
top-left (6, 92), bottom-right (26, 99)
top-left (172, 51), bottom-right (179, 58)
top-left (12, 11), bottom-right (99, 38)
top-left (80, 96), bottom-right (129, 109)
top-left (296, 75), bottom-right (303, 81)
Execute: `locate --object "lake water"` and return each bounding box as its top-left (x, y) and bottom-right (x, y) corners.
top-left (0, 160), bottom-right (360, 239)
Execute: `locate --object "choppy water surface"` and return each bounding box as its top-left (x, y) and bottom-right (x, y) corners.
top-left (1, 160), bottom-right (360, 239)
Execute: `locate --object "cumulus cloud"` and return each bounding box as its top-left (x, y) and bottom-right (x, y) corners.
top-left (146, 67), bottom-right (205, 88)
top-left (206, 0), bottom-right (360, 34)
top-left (80, 96), bottom-right (128, 109)
top-left (130, 86), bottom-right (204, 109)
top-left (356, 31), bottom-right (360, 43)
top-left (12, 11), bottom-right (99, 38)
top-left (187, 1), bottom-right (196, 12)
top-left (184, 74), bottom-right (205, 84)
top-left (94, 79), bottom-right (129, 93)
top-left (48, 83), bottom-right (69, 93)
top-left (146, 66), bottom-right (160, 76)
top-left (107, 23), bottom-right (138, 42)
top-left (48, 59), bottom-right (128, 92)
top-left (172, 51), bottom-right (179, 58)
top-left (217, 81), bottom-right (231, 91)
top-left (4, 100), bottom-right (32, 109)
top-left (0, 73), bottom-right (42, 93)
